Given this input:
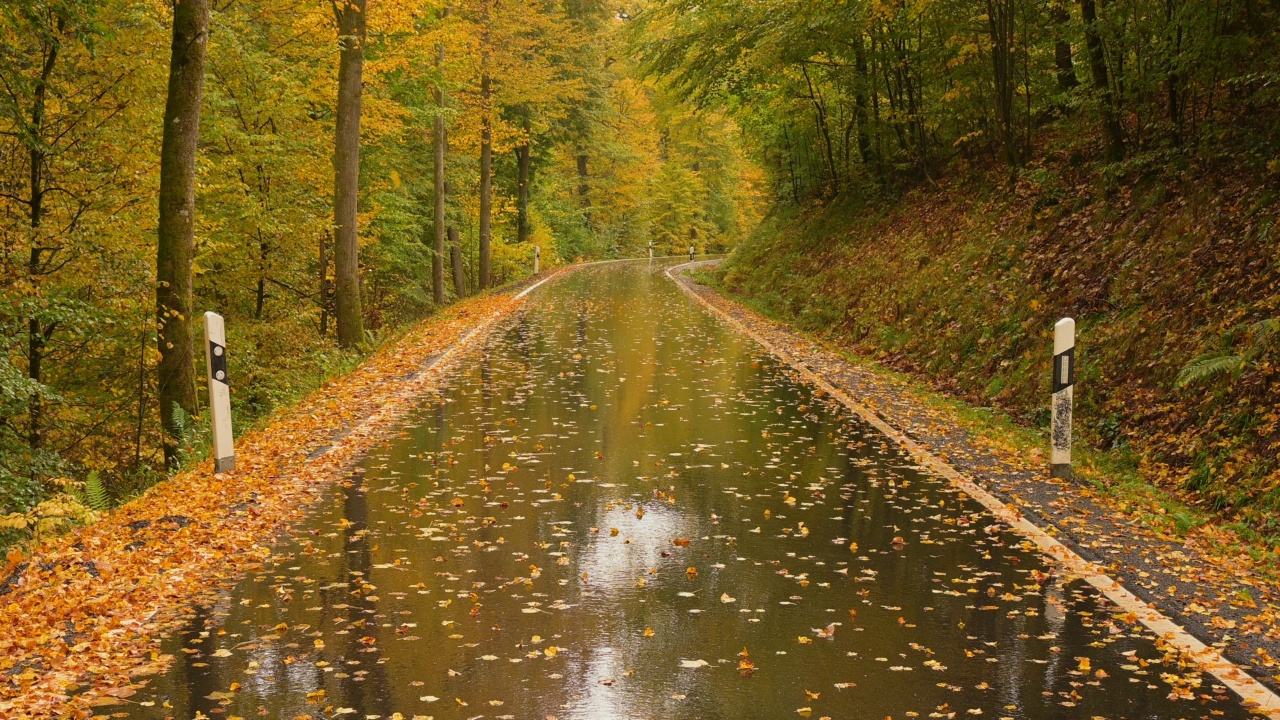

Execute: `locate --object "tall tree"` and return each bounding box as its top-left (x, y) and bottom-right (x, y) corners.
top-left (332, 0), bottom-right (366, 346)
top-left (515, 112), bottom-right (532, 244)
top-left (1050, 1), bottom-right (1080, 91)
top-left (985, 0), bottom-right (1027, 168)
top-left (477, 0), bottom-right (493, 291)
top-left (432, 6), bottom-right (448, 305)
top-left (1079, 0), bottom-right (1125, 160)
top-left (156, 0), bottom-right (210, 466)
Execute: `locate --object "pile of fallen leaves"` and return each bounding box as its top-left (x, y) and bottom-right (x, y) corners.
top-left (0, 286), bottom-right (538, 718)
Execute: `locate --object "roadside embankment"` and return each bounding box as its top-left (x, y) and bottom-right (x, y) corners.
top-left (715, 165), bottom-right (1280, 540)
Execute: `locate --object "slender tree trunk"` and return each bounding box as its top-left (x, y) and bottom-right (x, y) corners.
top-left (449, 227), bottom-right (466, 298)
top-left (1080, 0), bottom-right (1125, 160)
top-left (25, 22), bottom-right (61, 456)
top-left (332, 0), bottom-right (366, 347)
top-left (318, 231), bottom-right (331, 335)
top-left (576, 152), bottom-right (589, 199)
top-left (1166, 0), bottom-right (1183, 145)
top-left (516, 113), bottom-right (532, 245)
top-left (254, 230), bottom-right (268, 319)
top-left (801, 64), bottom-right (840, 194)
top-left (852, 34), bottom-right (876, 166)
top-left (477, 0), bottom-right (492, 291)
top-left (1051, 1), bottom-right (1080, 90)
top-left (134, 307), bottom-right (148, 467)
top-left (432, 6), bottom-right (448, 305)
top-left (156, 0), bottom-right (209, 467)
top-left (986, 0), bottom-right (1024, 168)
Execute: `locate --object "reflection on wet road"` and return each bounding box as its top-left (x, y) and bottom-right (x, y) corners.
top-left (131, 261), bottom-right (1250, 720)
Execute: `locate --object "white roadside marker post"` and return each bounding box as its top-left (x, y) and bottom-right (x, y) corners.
top-left (648, 241), bottom-right (653, 261)
top-left (689, 245), bottom-right (695, 263)
top-left (534, 246), bottom-right (540, 275)
top-left (1051, 317), bottom-right (1075, 479)
top-left (203, 312), bottom-right (235, 473)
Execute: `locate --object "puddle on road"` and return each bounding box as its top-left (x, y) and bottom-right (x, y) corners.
top-left (128, 261), bottom-right (1252, 720)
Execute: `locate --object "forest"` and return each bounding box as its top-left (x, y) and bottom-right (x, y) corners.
top-left (3, 0), bottom-right (1280, 544)
top-left (0, 0), bottom-right (764, 539)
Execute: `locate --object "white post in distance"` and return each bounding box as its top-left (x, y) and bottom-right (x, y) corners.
top-left (648, 241), bottom-right (653, 261)
top-left (534, 246), bottom-right (540, 275)
top-left (1051, 317), bottom-right (1075, 479)
top-left (203, 312), bottom-right (235, 473)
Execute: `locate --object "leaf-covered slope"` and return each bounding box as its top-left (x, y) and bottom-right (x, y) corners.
top-left (717, 162), bottom-right (1280, 535)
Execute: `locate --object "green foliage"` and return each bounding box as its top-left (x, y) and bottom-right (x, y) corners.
top-left (1176, 354), bottom-right (1246, 388)
top-left (81, 471), bottom-right (108, 512)
top-left (634, 0), bottom-right (1280, 202)
top-left (1177, 319), bottom-right (1280, 388)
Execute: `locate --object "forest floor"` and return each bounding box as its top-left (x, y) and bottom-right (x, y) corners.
top-left (0, 274), bottom-right (555, 718)
top-left (676, 262), bottom-right (1280, 700)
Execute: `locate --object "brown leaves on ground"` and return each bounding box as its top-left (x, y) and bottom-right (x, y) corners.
top-left (0, 287), bottom-right (539, 718)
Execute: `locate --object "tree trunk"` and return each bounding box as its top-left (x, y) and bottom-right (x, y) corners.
top-left (449, 227), bottom-right (466, 298)
top-left (852, 34), bottom-right (876, 166)
top-left (516, 113), bottom-right (532, 245)
top-left (333, 0), bottom-right (366, 347)
top-left (25, 20), bottom-right (62, 455)
top-left (156, 0), bottom-right (210, 467)
top-left (318, 231), bottom-right (331, 336)
top-left (1051, 1), bottom-right (1080, 91)
top-left (477, 0), bottom-right (492, 292)
top-left (254, 229), bottom-right (268, 319)
top-left (986, 0), bottom-right (1025, 168)
top-left (432, 7), bottom-right (448, 305)
top-left (1080, 0), bottom-right (1125, 160)
top-left (1166, 0), bottom-right (1183, 145)
top-left (801, 64), bottom-right (840, 194)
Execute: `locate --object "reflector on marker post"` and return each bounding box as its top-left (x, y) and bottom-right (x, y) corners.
top-left (1051, 317), bottom-right (1075, 479)
top-left (203, 312), bottom-right (235, 473)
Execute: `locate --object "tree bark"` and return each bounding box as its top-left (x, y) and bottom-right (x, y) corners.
top-left (516, 114), bottom-right (532, 245)
top-left (156, 0), bottom-right (210, 467)
top-left (332, 0), bottom-right (366, 347)
top-left (985, 0), bottom-right (1025, 167)
top-left (1079, 0), bottom-right (1125, 160)
top-left (852, 34), bottom-right (876, 167)
top-left (432, 7), bottom-right (448, 305)
top-left (1051, 1), bottom-right (1080, 91)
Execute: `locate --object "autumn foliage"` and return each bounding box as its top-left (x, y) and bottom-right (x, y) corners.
top-left (0, 288), bottom-right (528, 717)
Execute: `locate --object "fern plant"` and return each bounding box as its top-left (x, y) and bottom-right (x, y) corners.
top-left (83, 471), bottom-right (109, 512)
top-left (1177, 318), bottom-right (1278, 388)
top-left (171, 401), bottom-right (210, 469)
